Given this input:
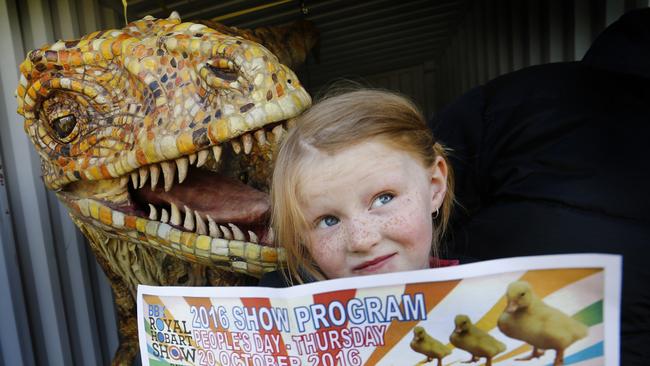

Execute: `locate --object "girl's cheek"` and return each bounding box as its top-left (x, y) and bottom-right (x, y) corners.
top-left (381, 206), bottom-right (427, 243)
top-left (310, 228), bottom-right (344, 256)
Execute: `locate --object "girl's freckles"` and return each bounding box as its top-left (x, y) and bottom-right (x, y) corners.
top-left (384, 214), bottom-right (408, 228)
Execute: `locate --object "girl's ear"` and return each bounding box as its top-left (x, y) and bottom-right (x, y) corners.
top-left (429, 156), bottom-right (448, 212)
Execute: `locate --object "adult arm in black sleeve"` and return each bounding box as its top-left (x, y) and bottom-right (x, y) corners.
top-left (428, 86), bottom-right (487, 250)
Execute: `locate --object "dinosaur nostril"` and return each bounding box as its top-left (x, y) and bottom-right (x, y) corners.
top-left (206, 63), bottom-right (238, 82)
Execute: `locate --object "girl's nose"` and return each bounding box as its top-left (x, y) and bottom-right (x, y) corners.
top-left (346, 217), bottom-right (380, 253)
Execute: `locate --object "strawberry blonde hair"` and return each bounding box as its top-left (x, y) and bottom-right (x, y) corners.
top-left (271, 89), bottom-right (454, 284)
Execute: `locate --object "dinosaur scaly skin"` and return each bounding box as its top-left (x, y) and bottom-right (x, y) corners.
top-left (16, 13), bottom-right (310, 364)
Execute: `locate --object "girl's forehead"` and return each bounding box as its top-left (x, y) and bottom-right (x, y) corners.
top-left (295, 140), bottom-right (425, 196)
top-left (301, 139), bottom-right (421, 171)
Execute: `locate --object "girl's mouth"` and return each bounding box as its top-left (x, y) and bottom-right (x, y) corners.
top-left (353, 253), bottom-right (397, 273)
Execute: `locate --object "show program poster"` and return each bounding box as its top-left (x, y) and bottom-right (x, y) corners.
top-left (137, 254), bottom-right (621, 366)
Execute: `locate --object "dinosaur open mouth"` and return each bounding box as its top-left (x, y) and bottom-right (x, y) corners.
top-left (65, 121), bottom-right (289, 248)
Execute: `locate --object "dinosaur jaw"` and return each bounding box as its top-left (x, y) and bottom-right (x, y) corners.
top-left (58, 121), bottom-right (290, 276)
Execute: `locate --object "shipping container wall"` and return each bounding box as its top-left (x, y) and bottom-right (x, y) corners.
top-left (433, 0), bottom-right (646, 110)
top-left (0, 1), bottom-right (122, 365)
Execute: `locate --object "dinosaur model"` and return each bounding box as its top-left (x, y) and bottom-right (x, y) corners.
top-left (16, 12), bottom-right (313, 365)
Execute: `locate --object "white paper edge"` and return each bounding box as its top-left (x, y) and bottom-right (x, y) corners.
top-left (137, 253), bottom-right (622, 366)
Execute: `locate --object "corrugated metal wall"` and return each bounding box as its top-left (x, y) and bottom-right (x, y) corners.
top-left (432, 0), bottom-right (648, 110)
top-left (0, 1), bottom-right (647, 365)
top-left (0, 1), bottom-right (121, 365)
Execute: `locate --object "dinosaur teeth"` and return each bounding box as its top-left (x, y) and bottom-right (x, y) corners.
top-left (195, 211), bottom-right (207, 235)
top-left (120, 176), bottom-right (129, 188)
top-left (150, 164), bottom-right (160, 189)
top-left (207, 215), bottom-right (220, 237)
top-left (188, 153), bottom-right (197, 165)
top-left (160, 208), bottom-right (169, 223)
top-left (170, 202), bottom-right (181, 225)
top-left (231, 139), bottom-right (241, 154)
top-left (131, 171), bottom-right (139, 189)
top-left (161, 161), bottom-right (176, 192)
top-left (196, 149), bottom-right (209, 167)
top-left (212, 145), bottom-right (222, 163)
top-left (242, 133), bottom-right (253, 154)
top-left (254, 129), bottom-right (267, 146)
top-left (183, 205), bottom-right (195, 231)
top-left (148, 204), bottom-right (158, 220)
top-left (266, 130), bottom-right (275, 143)
top-left (248, 230), bottom-right (258, 243)
top-left (268, 227), bottom-right (275, 243)
top-left (138, 167), bottom-right (149, 188)
top-left (272, 125), bottom-right (286, 143)
top-left (219, 225), bottom-right (233, 240)
top-left (176, 157), bottom-right (189, 184)
top-left (229, 223), bottom-right (245, 241)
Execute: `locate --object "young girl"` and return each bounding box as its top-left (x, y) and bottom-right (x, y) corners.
top-left (261, 89), bottom-right (455, 286)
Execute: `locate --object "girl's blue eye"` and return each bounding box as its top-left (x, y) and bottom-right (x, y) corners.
top-left (317, 215), bottom-right (339, 228)
top-left (371, 193), bottom-right (394, 209)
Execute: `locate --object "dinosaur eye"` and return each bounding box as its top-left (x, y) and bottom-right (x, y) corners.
top-left (207, 63), bottom-right (238, 82)
top-left (40, 93), bottom-right (85, 145)
top-left (52, 114), bottom-right (77, 140)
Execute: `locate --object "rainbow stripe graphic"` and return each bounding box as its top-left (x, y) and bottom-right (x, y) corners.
top-left (138, 255), bottom-right (619, 366)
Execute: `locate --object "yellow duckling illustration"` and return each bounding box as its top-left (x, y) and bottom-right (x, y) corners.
top-left (410, 326), bottom-right (451, 365)
top-left (450, 314), bottom-right (506, 366)
top-left (497, 280), bottom-right (588, 366)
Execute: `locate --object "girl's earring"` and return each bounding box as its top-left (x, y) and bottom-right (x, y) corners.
top-left (432, 208), bottom-right (439, 219)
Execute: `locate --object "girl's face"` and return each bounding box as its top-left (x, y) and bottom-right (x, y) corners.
top-left (298, 139), bottom-right (448, 279)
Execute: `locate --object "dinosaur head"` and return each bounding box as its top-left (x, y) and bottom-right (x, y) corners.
top-left (16, 13), bottom-right (311, 277)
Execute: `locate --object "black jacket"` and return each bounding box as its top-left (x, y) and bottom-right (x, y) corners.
top-left (431, 9), bottom-right (650, 365)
